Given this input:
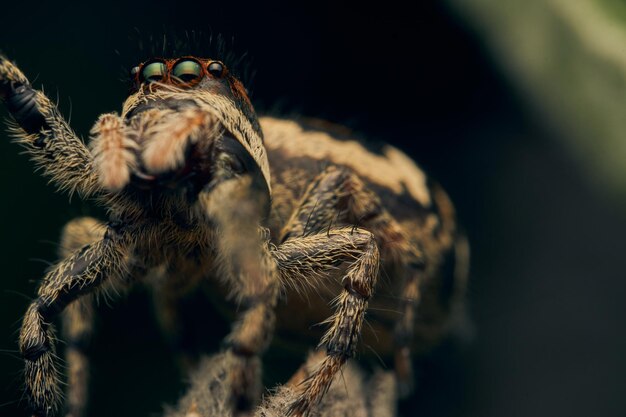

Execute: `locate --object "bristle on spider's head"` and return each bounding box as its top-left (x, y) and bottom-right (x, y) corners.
top-left (116, 29), bottom-right (255, 94)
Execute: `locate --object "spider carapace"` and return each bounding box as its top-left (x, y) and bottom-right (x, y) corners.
top-left (0, 54), bottom-right (468, 417)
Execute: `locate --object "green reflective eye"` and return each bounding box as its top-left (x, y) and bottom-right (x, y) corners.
top-left (141, 61), bottom-right (167, 83)
top-left (172, 60), bottom-right (203, 83)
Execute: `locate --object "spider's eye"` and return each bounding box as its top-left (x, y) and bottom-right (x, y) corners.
top-left (130, 66), bottom-right (140, 78)
top-left (172, 60), bottom-right (203, 83)
top-left (207, 62), bottom-right (224, 78)
top-left (141, 61), bottom-right (167, 83)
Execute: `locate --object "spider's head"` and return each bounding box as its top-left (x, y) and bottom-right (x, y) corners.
top-left (106, 56), bottom-right (269, 198)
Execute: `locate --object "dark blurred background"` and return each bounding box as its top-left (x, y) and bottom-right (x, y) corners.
top-left (1, 1), bottom-right (625, 416)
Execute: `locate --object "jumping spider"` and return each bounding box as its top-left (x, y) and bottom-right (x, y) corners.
top-left (0, 52), bottom-right (468, 417)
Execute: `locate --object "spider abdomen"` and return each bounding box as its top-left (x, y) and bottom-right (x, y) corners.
top-left (261, 116), bottom-right (468, 359)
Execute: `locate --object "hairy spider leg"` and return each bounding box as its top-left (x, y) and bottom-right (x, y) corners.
top-left (58, 217), bottom-right (109, 417)
top-left (198, 175), bottom-right (279, 414)
top-left (0, 55), bottom-right (99, 197)
top-left (279, 166), bottom-right (426, 397)
top-left (19, 225), bottom-right (131, 416)
top-left (165, 350), bottom-right (397, 417)
top-left (274, 228), bottom-right (379, 416)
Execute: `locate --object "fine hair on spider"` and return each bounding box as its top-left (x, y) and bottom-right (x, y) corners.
top-left (0, 40), bottom-right (468, 417)
top-left (165, 351), bottom-right (397, 417)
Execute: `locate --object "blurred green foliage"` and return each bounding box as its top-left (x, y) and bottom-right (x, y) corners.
top-left (599, 0), bottom-right (626, 24)
top-left (449, 0), bottom-right (626, 202)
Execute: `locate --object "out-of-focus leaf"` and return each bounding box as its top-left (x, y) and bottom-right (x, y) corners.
top-left (448, 0), bottom-right (626, 200)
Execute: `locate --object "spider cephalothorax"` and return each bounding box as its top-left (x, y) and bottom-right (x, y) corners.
top-left (93, 57), bottom-right (270, 209)
top-left (1, 51), bottom-right (468, 417)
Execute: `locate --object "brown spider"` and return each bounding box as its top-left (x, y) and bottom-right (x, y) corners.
top-left (0, 52), bottom-right (468, 417)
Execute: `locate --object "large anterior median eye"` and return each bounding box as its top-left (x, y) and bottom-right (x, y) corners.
top-left (141, 61), bottom-right (167, 83)
top-left (172, 59), bottom-right (203, 83)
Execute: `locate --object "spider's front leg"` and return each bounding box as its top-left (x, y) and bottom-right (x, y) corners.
top-left (198, 174), bottom-right (279, 414)
top-left (0, 55), bottom-right (98, 196)
top-left (19, 223), bottom-right (131, 417)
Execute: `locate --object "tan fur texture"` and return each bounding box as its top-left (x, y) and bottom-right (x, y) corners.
top-left (0, 56), bottom-right (99, 197)
top-left (261, 118), bottom-right (431, 206)
top-left (90, 113), bottom-right (138, 192)
top-left (141, 109), bottom-right (217, 174)
top-left (164, 352), bottom-right (397, 417)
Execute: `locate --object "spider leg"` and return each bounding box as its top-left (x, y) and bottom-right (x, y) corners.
top-left (140, 108), bottom-right (216, 175)
top-left (198, 175), bottom-right (278, 414)
top-left (280, 166), bottom-right (412, 263)
top-left (152, 284), bottom-right (194, 370)
top-left (164, 352), bottom-right (234, 417)
top-left (166, 351), bottom-right (379, 417)
top-left (366, 369), bottom-right (397, 417)
top-left (258, 350), bottom-right (369, 417)
top-left (151, 253), bottom-right (213, 372)
top-left (62, 297), bottom-right (94, 417)
top-left (280, 166), bottom-right (424, 396)
top-left (0, 55), bottom-right (98, 197)
top-left (273, 227), bottom-right (379, 416)
top-left (57, 217), bottom-right (107, 417)
top-left (88, 113), bottom-right (138, 193)
top-left (19, 223), bottom-right (131, 417)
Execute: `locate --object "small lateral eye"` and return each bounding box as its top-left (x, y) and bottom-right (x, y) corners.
top-left (130, 66), bottom-right (140, 78)
top-left (207, 61), bottom-right (224, 78)
top-left (172, 59), bottom-right (203, 83)
top-left (141, 61), bottom-right (167, 83)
